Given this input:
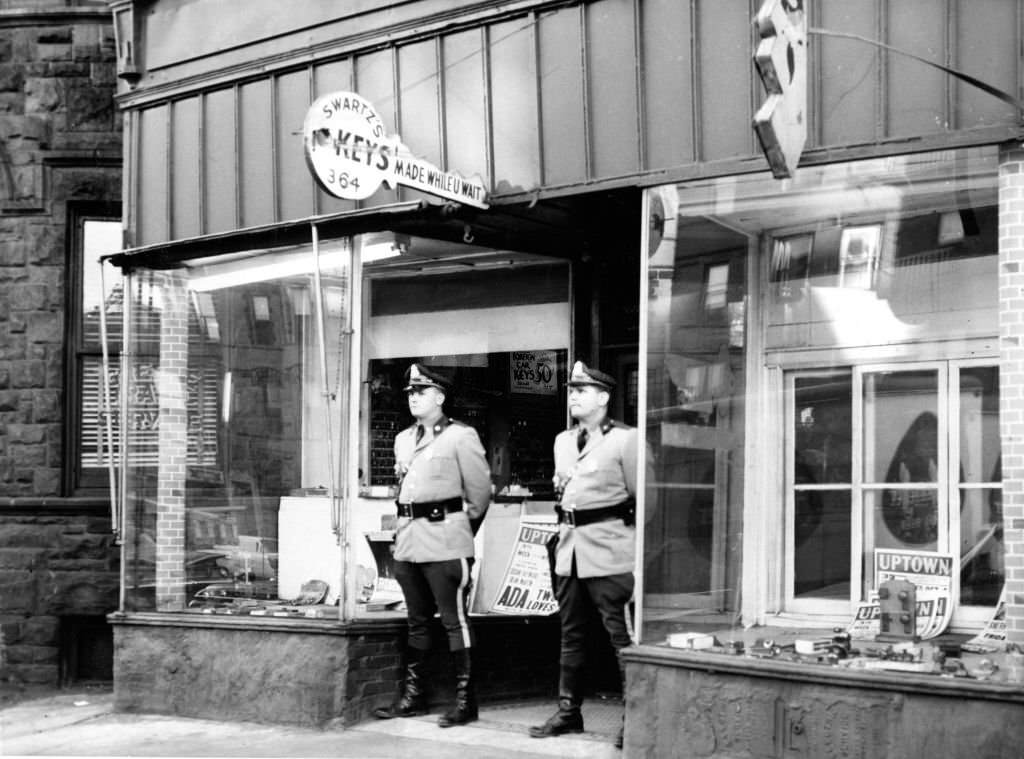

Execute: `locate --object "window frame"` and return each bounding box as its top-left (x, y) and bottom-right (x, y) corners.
top-left (65, 204), bottom-right (122, 496)
top-left (782, 358), bottom-right (1001, 628)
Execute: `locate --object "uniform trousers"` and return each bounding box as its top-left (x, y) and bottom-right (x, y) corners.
top-left (554, 554), bottom-right (634, 670)
top-left (394, 557), bottom-right (475, 652)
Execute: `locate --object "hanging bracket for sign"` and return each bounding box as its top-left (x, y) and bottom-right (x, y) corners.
top-left (303, 91), bottom-right (489, 209)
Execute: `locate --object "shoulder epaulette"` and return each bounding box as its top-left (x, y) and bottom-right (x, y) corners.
top-left (598, 419), bottom-right (630, 432)
top-left (432, 416), bottom-right (454, 435)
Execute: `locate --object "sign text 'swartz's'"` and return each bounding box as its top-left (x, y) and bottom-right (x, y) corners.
top-left (303, 92), bottom-right (489, 209)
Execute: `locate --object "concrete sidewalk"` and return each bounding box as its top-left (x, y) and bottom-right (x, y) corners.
top-left (1, 689), bottom-right (624, 758)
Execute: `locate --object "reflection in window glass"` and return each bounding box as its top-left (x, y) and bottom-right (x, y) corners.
top-left (121, 243), bottom-right (351, 614)
top-left (792, 375), bottom-right (852, 600)
top-left (79, 220), bottom-right (124, 477)
top-left (958, 366), bottom-right (1002, 607)
top-left (644, 210), bottom-right (747, 643)
top-left (641, 145), bottom-right (1001, 644)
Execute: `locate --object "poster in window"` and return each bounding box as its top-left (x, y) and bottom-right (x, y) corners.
top-left (510, 350), bottom-right (557, 395)
top-left (491, 517), bottom-right (558, 615)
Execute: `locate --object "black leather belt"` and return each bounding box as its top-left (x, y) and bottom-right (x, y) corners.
top-left (396, 497), bottom-right (463, 522)
top-left (556, 499), bottom-right (635, 528)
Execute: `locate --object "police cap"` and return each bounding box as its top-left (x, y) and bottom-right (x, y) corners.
top-left (403, 363), bottom-right (451, 393)
top-left (567, 360), bottom-right (616, 391)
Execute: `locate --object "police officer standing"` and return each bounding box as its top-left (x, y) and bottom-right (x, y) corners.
top-left (373, 363), bottom-right (492, 727)
top-left (530, 361), bottom-right (637, 749)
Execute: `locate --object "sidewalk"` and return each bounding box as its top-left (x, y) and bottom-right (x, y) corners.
top-left (1, 688), bottom-right (624, 759)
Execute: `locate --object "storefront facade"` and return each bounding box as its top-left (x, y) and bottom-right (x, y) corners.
top-left (104, 0), bottom-right (1024, 752)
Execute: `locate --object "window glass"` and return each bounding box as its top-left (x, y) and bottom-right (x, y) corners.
top-left (122, 241), bottom-right (351, 613)
top-left (792, 374), bottom-right (852, 601)
top-left (958, 366), bottom-right (1003, 607)
top-left (119, 235), bottom-right (573, 621)
top-left (644, 198), bottom-right (748, 642)
top-left (641, 146), bottom-right (1001, 644)
top-left (76, 218), bottom-right (123, 489)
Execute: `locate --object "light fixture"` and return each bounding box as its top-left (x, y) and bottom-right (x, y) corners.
top-left (358, 232), bottom-right (409, 263)
top-left (187, 244), bottom-right (349, 292)
top-left (110, 1), bottom-right (140, 84)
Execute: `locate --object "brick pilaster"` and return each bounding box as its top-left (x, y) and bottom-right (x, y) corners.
top-left (155, 272), bottom-right (189, 611)
top-left (998, 143), bottom-right (1024, 645)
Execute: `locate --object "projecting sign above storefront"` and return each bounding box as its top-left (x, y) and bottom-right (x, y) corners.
top-left (303, 91), bottom-right (489, 209)
top-left (753, 0), bottom-right (806, 178)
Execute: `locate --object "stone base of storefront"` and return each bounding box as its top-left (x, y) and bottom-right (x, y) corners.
top-left (111, 612), bottom-right (590, 727)
top-left (621, 645), bottom-right (1024, 758)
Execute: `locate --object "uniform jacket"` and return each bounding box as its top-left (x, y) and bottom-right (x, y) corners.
top-left (393, 417), bottom-right (491, 562)
top-left (553, 419), bottom-right (638, 578)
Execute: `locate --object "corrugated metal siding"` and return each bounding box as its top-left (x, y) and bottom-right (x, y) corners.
top-left (489, 17), bottom-right (540, 193)
top-left (203, 87), bottom-right (237, 234)
top-left (137, 104), bottom-right (169, 244)
top-left (816, 0), bottom-right (879, 145)
top-left (171, 97), bottom-right (200, 239)
top-left (588, 0), bottom-right (641, 178)
top-left (238, 79), bottom-right (274, 227)
top-left (128, 0), bottom-right (1024, 246)
top-left (640, 0), bottom-right (696, 168)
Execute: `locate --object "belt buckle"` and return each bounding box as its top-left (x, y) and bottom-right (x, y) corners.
top-left (563, 508), bottom-right (577, 528)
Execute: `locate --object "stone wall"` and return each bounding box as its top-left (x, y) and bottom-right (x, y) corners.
top-left (0, 514), bottom-right (118, 686)
top-left (112, 614), bottom-right (570, 727)
top-left (622, 650), bottom-right (1024, 758)
top-left (0, 1), bottom-right (121, 694)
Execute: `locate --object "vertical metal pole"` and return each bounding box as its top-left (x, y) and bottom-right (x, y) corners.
top-left (117, 270), bottom-right (133, 612)
top-left (341, 237), bottom-right (362, 621)
top-left (98, 260), bottom-right (119, 543)
top-left (310, 223), bottom-right (340, 542)
top-left (634, 190), bottom-right (651, 644)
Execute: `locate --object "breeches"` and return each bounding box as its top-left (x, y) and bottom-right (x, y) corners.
top-left (394, 557), bottom-right (475, 652)
top-left (554, 557), bottom-right (634, 669)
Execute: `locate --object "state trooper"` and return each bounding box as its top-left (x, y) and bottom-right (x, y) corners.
top-left (530, 361), bottom-right (637, 749)
top-left (374, 363), bottom-right (492, 728)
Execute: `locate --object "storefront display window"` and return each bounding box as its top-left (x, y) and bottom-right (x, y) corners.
top-left (117, 232), bottom-right (574, 621)
top-left (641, 146), bottom-right (1002, 644)
top-left (120, 240), bottom-right (352, 614)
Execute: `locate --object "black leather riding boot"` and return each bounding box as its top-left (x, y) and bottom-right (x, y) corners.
top-left (437, 648), bottom-right (478, 727)
top-left (615, 656), bottom-right (626, 749)
top-left (374, 647), bottom-right (429, 719)
top-left (528, 665), bottom-right (584, 738)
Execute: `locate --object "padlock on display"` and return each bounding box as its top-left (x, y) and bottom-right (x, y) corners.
top-left (876, 578), bottom-right (919, 643)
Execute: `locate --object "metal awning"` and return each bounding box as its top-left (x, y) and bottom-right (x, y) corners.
top-left (103, 189), bottom-right (640, 271)
top-left (103, 201), bottom-right (426, 270)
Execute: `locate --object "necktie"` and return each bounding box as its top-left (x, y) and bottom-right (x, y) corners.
top-left (415, 424), bottom-right (425, 444)
top-left (577, 427), bottom-right (588, 452)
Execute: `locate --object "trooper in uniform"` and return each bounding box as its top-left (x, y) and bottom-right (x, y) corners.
top-left (530, 361), bottom-right (637, 749)
top-left (374, 363), bottom-right (492, 728)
